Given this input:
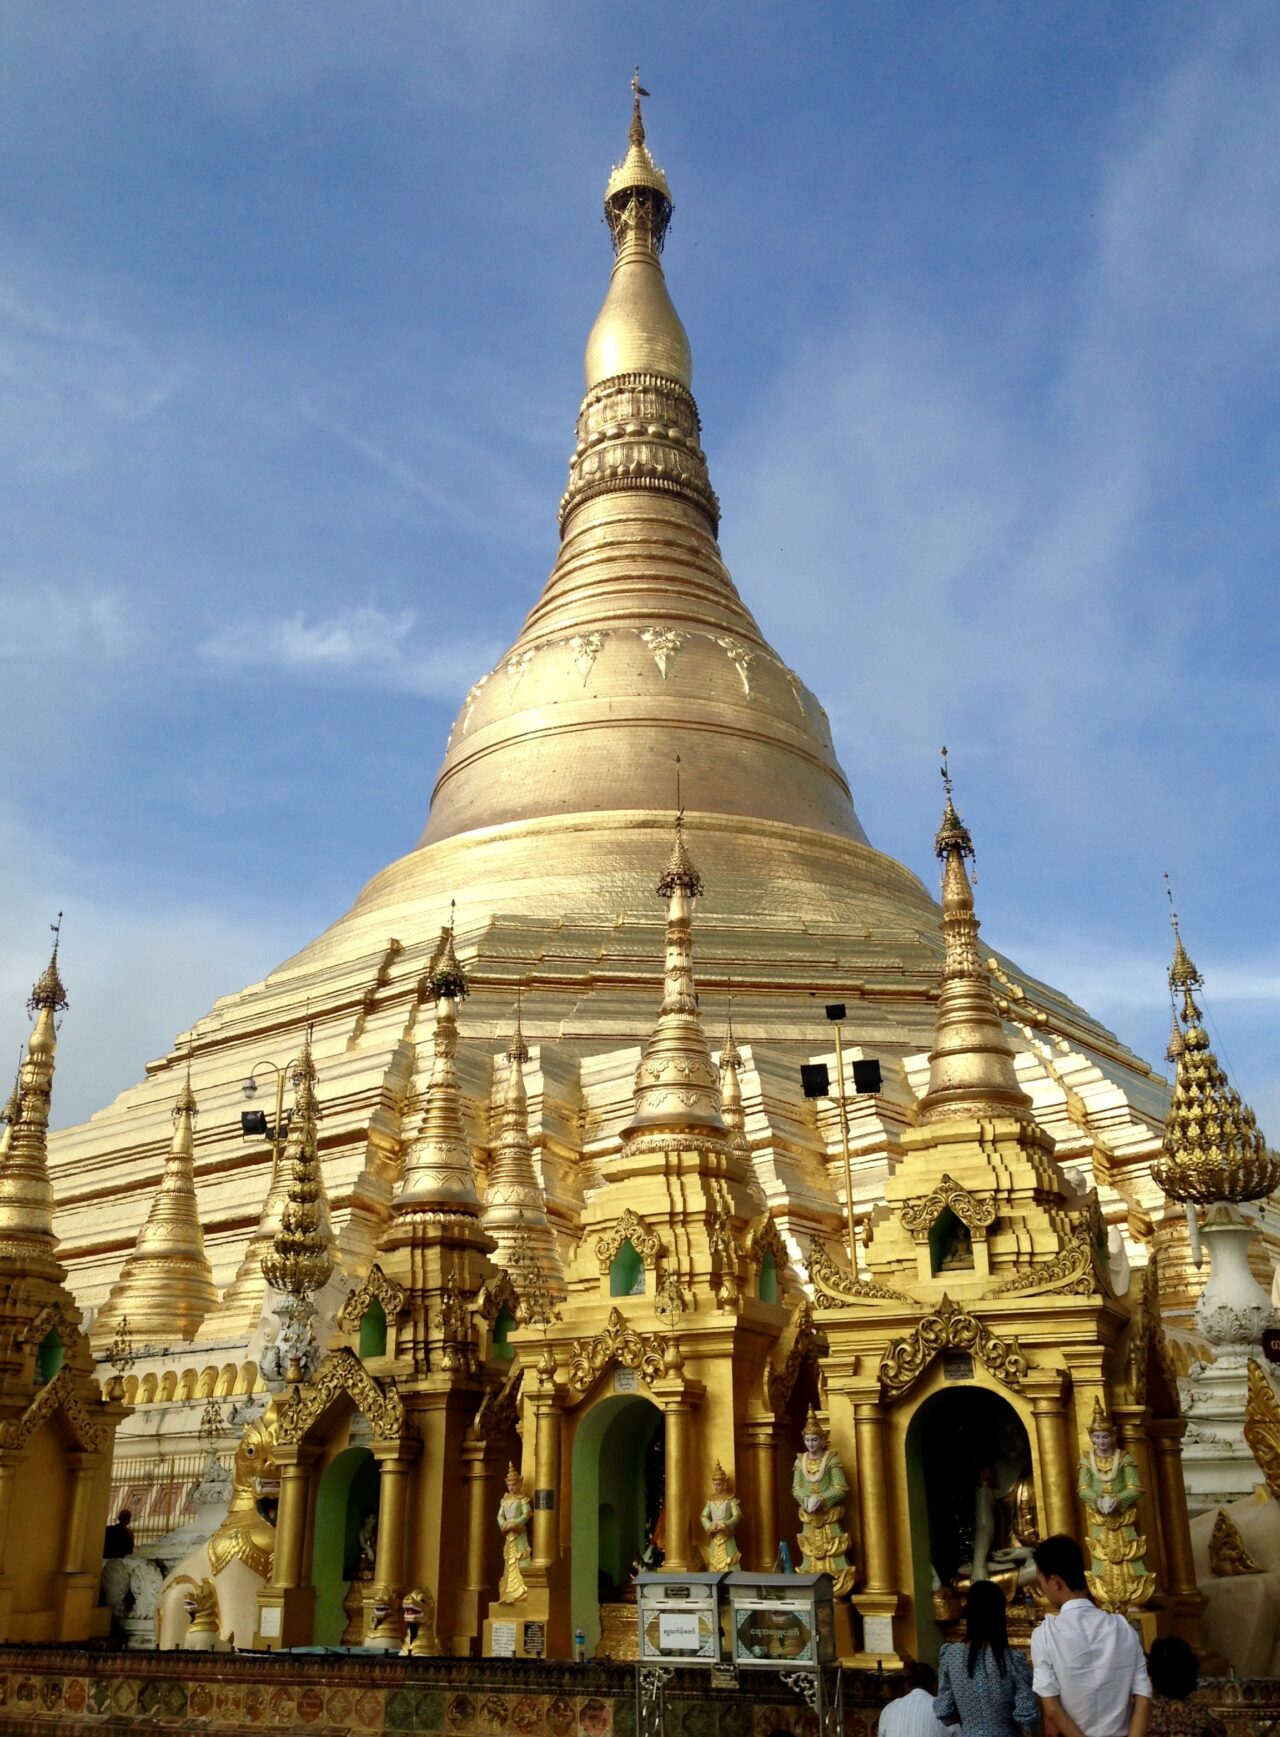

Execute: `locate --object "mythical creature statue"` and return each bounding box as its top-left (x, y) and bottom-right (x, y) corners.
top-left (699, 1460), bottom-right (742, 1572)
top-left (496, 1463), bottom-right (532, 1604)
top-left (1077, 1398), bottom-right (1155, 1612)
top-left (400, 1586), bottom-right (438, 1656)
top-left (178, 1576), bottom-right (221, 1651)
top-left (792, 1408), bottom-right (856, 1596)
top-left (156, 1405), bottom-right (280, 1649)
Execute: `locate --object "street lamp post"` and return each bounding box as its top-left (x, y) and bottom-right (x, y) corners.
top-left (800, 1004), bottom-right (882, 1279)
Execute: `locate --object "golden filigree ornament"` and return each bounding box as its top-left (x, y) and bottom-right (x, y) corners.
top-left (805, 1236), bottom-right (913, 1308)
top-left (1243, 1358), bottom-right (1280, 1502)
top-left (879, 1295), bottom-right (1027, 1396)
top-left (900, 1174), bottom-right (996, 1243)
top-left (1209, 1508), bottom-right (1261, 1576)
top-left (1153, 920), bottom-right (1280, 1205)
top-left (568, 1306), bottom-right (667, 1393)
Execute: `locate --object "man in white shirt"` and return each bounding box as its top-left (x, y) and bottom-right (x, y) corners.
top-left (1031, 1535), bottom-right (1152, 1737)
top-left (878, 1661), bottom-right (950, 1737)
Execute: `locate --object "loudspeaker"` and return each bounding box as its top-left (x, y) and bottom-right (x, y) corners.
top-left (852, 1059), bottom-right (882, 1095)
top-left (800, 1063), bottom-right (830, 1100)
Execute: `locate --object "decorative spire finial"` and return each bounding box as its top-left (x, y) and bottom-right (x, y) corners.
top-left (27, 915), bottom-right (68, 1017)
top-left (261, 1028), bottom-right (334, 1303)
top-left (934, 747), bottom-right (974, 864)
top-left (427, 903), bottom-right (468, 1003)
top-left (658, 767), bottom-right (704, 899)
top-left (630, 66), bottom-right (650, 147)
top-left (1153, 914), bottom-right (1280, 1206)
top-left (917, 756), bottom-right (1030, 1125)
top-left (507, 990), bottom-right (529, 1066)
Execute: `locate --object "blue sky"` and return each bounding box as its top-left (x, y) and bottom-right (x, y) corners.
top-left (0, 2), bottom-right (1276, 1137)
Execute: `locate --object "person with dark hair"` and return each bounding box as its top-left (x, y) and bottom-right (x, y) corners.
top-left (935, 1579), bottom-right (1037, 1735)
top-left (102, 1508), bottom-right (134, 1559)
top-left (879, 1659), bottom-right (949, 1737)
top-left (1146, 1636), bottom-right (1226, 1737)
top-left (1031, 1533), bottom-right (1151, 1737)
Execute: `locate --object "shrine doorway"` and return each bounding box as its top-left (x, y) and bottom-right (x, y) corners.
top-left (570, 1393), bottom-right (663, 1656)
top-left (905, 1387), bottom-right (1035, 1664)
top-left (312, 1447), bottom-right (379, 1646)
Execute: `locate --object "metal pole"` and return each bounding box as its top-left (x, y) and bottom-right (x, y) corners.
top-left (832, 1024), bottom-right (857, 1273)
top-left (273, 1067), bottom-right (288, 1175)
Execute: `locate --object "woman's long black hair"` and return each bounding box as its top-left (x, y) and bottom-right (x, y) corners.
top-left (964, 1579), bottom-right (1010, 1677)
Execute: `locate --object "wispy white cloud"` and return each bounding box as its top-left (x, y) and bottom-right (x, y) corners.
top-left (198, 603), bottom-right (499, 702)
top-left (0, 803), bottom-right (308, 1129)
top-left (0, 586), bottom-right (140, 658)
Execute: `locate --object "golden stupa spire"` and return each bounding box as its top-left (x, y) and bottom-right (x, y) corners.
top-left (482, 999), bottom-right (560, 1287)
top-left (719, 997), bottom-right (750, 1158)
top-left (916, 754), bottom-right (1031, 1125)
top-left (1153, 899), bottom-right (1280, 1206)
top-left (0, 922), bottom-right (68, 1278)
top-left (394, 915), bottom-right (482, 1213)
top-left (95, 1060), bottom-right (218, 1344)
top-left (621, 809), bottom-right (727, 1147)
top-left (584, 70), bottom-right (693, 398)
top-left (261, 1029), bottom-right (335, 1302)
top-left (0, 1055), bottom-right (22, 1167)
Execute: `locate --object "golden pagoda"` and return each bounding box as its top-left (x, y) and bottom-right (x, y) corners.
top-left (35, 86), bottom-right (1240, 1658)
top-left (0, 935), bottom-right (123, 1642)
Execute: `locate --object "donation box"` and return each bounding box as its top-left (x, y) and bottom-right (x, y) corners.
top-left (634, 1572), bottom-right (725, 1666)
top-left (725, 1573), bottom-right (836, 1669)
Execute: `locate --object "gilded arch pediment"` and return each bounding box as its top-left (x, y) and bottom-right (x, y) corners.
top-left (275, 1347), bottom-right (408, 1446)
top-left (567, 1307), bottom-right (667, 1395)
top-left (595, 1209), bottom-right (662, 1275)
top-left (805, 1236), bottom-right (914, 1309)
top-left (336, 1264), bottom-right (407, 1333)
top-left (0, 1365), bottom-right (106, 1453)
top-left (878, 1295), bottom-right (1027, 1400)
top-left (900, 1175), bottom-right (996, 1244)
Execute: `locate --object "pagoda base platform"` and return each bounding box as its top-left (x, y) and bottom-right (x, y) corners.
top-left (0, 1646), bottom-right (1270, 1737)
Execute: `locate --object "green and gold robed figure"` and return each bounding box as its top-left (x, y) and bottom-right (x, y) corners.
top-left (496, 1463), bottom-right (533, 1604)
top-left (700, 1460), bottom-right (742, 1572)
top-left (792, 1408), bottom-right (856, 1596)
top-left (1078, 1398), bottom-right (1155, 1612)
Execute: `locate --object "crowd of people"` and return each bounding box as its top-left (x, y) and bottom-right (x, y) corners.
top-left (878, 1535), bottom-right (1225, 1737)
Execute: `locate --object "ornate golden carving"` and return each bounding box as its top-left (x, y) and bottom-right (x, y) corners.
top-left (747, 1214), bottom-right (788, 1274)
top-left (708, 1206), bottom-right (741, 1305)
top-left (567, 1306), bottom-right (667, 1393)
top-left (337, 1264), bottom-right (406, 1334)
top-left (1154, 925), bottom-right (1280, 1205)
top-left (275, 1348), bottom-right (407, 1446)
top-left (1209, 1508), bottom-right (1261, 1577)
top-left (988, 1213), bottom-right (1107, 1300)
top-left (207, 1412), bottom-right (279, 1580)
top-left (471, 1365), bottom-right (524, 1444)
top-left (473, 1268), bottom-right (521, 1327)
top-left (260, 1034), bottom-right (333, 1303)
top-left (900, 1174), bottom-right (996, 1243)
top-left (18, 1301), bottom-right (82, 1357)
top-left (878, 1295), bottom-right (1028, 1398)
top-left (766, 1301), bottom-right (825, 1413)
top-left (595, 1208), bottom-right (662, 1275)
top-left (805, 1237), bottom-right (912, 1308)
top-left (0, 1365), bottom-right (106, 1453)
top-left (1244, 1359), bottom-right (1280, 1501)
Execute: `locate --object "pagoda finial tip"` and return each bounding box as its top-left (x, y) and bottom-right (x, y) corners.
top-left (27, 915), bottom-right (68, 1016)
top-left (934, 747), bottom-right (974, 863)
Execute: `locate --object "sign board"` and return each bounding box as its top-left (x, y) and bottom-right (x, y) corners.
top-left (725, 1573), bottom-right (836, 1670)
top-left (258, 1606), bottom-right (281, 1639)
top-left (861, 1614), bottom-right (894, 1655)
top-left (942, 1351), bottom-right (975, 1381)
top-left (635, 1572), bottom-right (724, 1666)
top-left (613, 1367), bottom-right (640, 1394)
top-left (522, 1621), bottom-right (545, 1659)
top-left (490, 1621), bottom-right (518, 1658)
top-left (534, 1489), bottom-right (555, 1510)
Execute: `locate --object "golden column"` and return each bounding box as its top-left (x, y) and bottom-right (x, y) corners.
top-left (745, 1418), bottom-right (779, 1569)
top-left (462, 1440), bottom-right (497, 1617)
top-left (60, 1452), bottom-right (99, 1576)
top-left (853, 1399), bottom-right (894, 1594)
top-left (1147, 1419), bottom-right (1202, 1611)
top-left (531, 1380), bottom-right (562, 1568)
top-left (273, 1455), bottom-right (312, 1590)
top-left (1115, 1405), bottom-right (1164, 1590)
top-left (368, 1443), bottom-right (414, 1649)
top-left (660, 1391), bottom-right (696, 1573)
top-left (1030, 1386), bottom-right (1077, 1539)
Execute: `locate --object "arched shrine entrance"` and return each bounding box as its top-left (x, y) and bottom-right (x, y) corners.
top-left (906, 1387), bottom-right (1038, 1663)
top-left (570, 1394), bottom-right (663, 1656)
